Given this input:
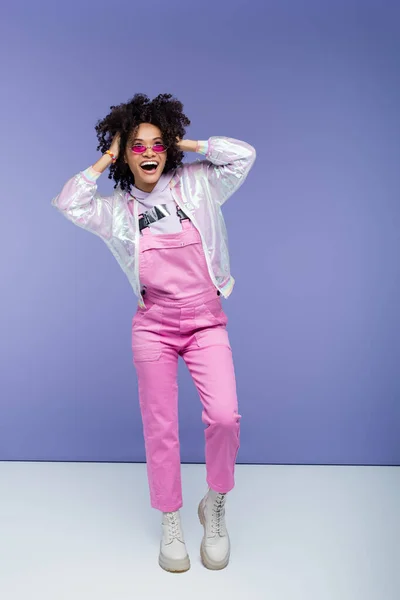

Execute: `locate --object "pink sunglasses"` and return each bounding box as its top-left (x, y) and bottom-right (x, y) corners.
top-left (130, 143), bottom-right (168, 154)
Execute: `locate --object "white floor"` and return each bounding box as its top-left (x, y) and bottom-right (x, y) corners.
top-left (0, 462), bottom-right (398, 600)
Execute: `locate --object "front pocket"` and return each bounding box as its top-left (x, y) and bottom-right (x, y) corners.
top-left (202, 299), bottom-right (228, 326)
top-left (131, 303), bottom-right (164, 362)
top-left (194, 300), bottom-right (230, 349)
top-left (132, 301), bottom-right (158, 328)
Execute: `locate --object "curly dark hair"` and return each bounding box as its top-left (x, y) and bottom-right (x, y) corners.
top-left (95, 93), bottom-right (191, 191)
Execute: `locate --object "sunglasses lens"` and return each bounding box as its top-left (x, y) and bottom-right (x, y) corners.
top-left (132, 145), bottom-right (145, 153)
top-left (153, 144), bottom-right (167, 153)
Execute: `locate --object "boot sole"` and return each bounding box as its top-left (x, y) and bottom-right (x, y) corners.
top-left (158, 552), bottom-right (191, 573)
top-left (198, 502), bottom-right (230, 570)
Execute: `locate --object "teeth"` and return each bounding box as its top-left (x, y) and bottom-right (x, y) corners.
top-left (141, 161), bottom-right (158, 167)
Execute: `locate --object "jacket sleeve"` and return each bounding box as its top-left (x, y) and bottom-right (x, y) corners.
top-left (51, 167), bottom-right (115, 240)
top-left (195, 136), bottom-right (256, 206)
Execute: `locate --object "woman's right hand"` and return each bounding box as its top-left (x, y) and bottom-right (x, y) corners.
top-left (91, 132), bottom-right (121, 174)
top-left (109, 132), bottom-right (121, 159)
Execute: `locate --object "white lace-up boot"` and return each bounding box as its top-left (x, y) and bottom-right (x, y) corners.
top-left (158, 511), bottom-right (190, 573)
top-left (198, 489), bottom-right (230, 570)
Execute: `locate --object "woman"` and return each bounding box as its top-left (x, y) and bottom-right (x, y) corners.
top-left (52, 93), bottom-right (256, 573)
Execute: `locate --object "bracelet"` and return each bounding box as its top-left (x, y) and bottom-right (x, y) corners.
top-left (105, 150), bottom-right (117, 163)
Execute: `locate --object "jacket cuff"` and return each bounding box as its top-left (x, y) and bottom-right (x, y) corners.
top-left (81, 166), bottom-right (102, 184)
top-left (196, 141), bottom-right (209, 156)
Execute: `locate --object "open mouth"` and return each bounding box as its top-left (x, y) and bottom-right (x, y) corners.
top-left (140, 161), bottom-right (159, 174)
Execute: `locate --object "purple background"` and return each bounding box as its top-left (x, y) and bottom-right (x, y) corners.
top-left (1, 1), bottom-right (399, 465)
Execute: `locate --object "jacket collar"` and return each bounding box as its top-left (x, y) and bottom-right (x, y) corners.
top-left (128, 171), bottom-right (175, 200)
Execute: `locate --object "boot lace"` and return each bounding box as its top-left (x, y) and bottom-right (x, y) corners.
top-left (165, 512), bottom-right (181, 542)
top-left (211, 493), bottom-right (226, 535)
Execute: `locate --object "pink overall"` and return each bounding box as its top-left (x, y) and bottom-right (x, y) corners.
top-left (131, 216), bottom-right (241, 512)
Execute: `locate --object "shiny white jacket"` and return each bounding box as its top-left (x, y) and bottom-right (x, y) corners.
top-left (52, 137), bottom-right (256, 307)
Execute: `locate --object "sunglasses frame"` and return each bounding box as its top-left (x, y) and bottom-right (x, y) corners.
top-left (130, 143), bottom-right (168, 154)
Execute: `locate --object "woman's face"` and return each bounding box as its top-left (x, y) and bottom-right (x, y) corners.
top-left (125, 122), bottom-right (168, 193)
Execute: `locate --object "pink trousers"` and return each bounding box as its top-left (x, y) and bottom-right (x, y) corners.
top-left (132, 220), bottom-right (241, 512)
